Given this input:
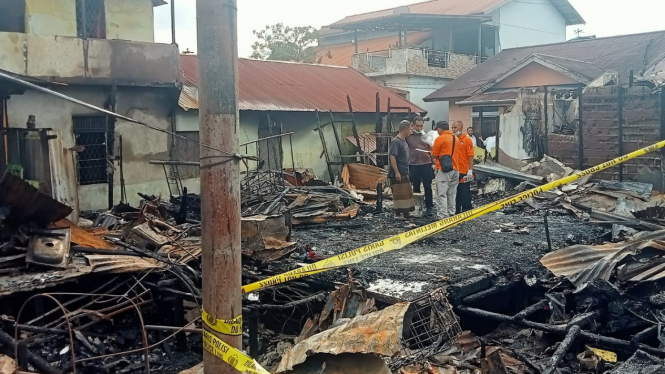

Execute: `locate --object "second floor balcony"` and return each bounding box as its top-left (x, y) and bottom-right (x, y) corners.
top-left (352, 48), bottom-right (481, 80)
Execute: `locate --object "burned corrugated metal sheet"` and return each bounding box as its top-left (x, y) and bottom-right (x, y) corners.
top-left (276, 303), bottom-right (410, 373)
top-left (540, 230), bottom-right (665, 286)
top-left (0, 172), bottom-right (72, 224)
top-left (179, 55), bottom-right (423, 113)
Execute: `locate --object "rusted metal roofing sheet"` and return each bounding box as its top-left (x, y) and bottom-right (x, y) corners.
top-left (317, 31), bottom-right (432, 67)
top-left (276, 303), bottom-right (410, 373)
top-left (179, 55), bottom-right (423, 113)
top-left (329, 0), bottom-right (583, 28)
top-left (0, 172), bottom-right (72, 225)
top-left (426, 30), bottom-right (665, 101)
top-left (540, 230), bottom-right (665, 286)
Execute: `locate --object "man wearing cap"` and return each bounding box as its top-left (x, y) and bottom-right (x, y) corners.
top-left (452, 121), bottom-right (475, 213)
top-left (431, 121), bottom-right (458, 219)
top-left (389, 120), bottom-right (416, 219)
top-left (406, 116), bottom-right (434, 216)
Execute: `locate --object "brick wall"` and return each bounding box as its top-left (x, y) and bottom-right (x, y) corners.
top-left (581, 86), bottom-right (621, 180)
top-left (622, 86), bottom-right (662, 178)
top-left (548, 133), bottom-right (578, 168)
top-left (547, 86), bottom-right (663, 182)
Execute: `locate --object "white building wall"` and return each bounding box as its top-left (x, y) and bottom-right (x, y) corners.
top-left (380, 75), bottom-right (450, 125)
top-left (6, 86), bottom-right (178, 212)
top-left (495, 0), bottom-right (567, 49)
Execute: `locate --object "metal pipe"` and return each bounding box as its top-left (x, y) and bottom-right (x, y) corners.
top-left (578, 87), bottom-right (585, 170)
top-left (171, 0), bottom-right (176, 44)
top-left (239, 131), bottom-right (295, 146)
top-left (0, 70), bottom-right (254, 160)
top-left (544, 210), bottom-right (552, 252)
top-left (289, 134), bottom-right (296, 186)
top-left (196, 0), bottom-right (242, 373)
top-left (618, 86), bottom-right (625, 181)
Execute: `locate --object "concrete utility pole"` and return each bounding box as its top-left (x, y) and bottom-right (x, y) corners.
top-left (196, 0), bottom-right (242, 373)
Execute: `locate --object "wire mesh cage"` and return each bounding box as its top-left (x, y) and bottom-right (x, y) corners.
top-left (392, 289), bottom-right (462, 368)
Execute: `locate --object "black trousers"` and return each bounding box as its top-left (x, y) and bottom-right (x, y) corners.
top-left (456, 181), bottom-right (472, 214)
top-left (410, 164), bottom-right (434, 208)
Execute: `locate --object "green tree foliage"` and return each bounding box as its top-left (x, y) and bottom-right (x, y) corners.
top-left (251, 23), bottom-right (320, 63)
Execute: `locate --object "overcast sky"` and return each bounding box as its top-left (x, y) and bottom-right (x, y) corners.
top-left (154, 0), bottom-right (665, 57)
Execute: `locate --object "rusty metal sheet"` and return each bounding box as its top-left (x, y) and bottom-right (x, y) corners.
top-left (540, 230), bottom-right (665, 286)
top-left (342, 162), bottom-right (388, 190)
top-left (0, 172), bottom-right (72, 224)
top-left (179, 55), bottom-right (423, 113)
top-left (276, 303), bottom-right (411, 373)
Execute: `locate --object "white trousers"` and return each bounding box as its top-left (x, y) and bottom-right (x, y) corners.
top-left (435, 169), bottom-right (459, 219)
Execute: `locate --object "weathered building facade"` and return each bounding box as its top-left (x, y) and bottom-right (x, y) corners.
top-left (424, 30), bottom-right (665, 188)
top-left (176, 55), bottom-right (423, 183)
top-left (317, 0), bottom-right (584, 123)
top-left (0, 0), bottom-right (180, 216)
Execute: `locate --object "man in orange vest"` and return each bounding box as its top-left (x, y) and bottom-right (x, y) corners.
top-left (431, 121), bottom-right (458, 219)
top-left (452, 121), bottom-right (475, 213)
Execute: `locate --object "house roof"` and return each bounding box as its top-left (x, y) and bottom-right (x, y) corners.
top-left (316, 31), bottom-right (431, 67)
top-left (329, 0), bottom-right (584, 28)
top-left (425, 30), bottom-right (665, 102)
top-left (178, 55), bottom-right (424, 113)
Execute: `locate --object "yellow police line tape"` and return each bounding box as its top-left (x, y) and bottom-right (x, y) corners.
top-left (203, 140), bottom-right (665, 374)
top-left (203, 329), bottom-right (270, 374)
top-left (202, 309), bottom-right (243, 335)
top-left (241, 140), bottom-right (665, 294)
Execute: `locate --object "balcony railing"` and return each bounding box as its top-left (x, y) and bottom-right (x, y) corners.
top-left (352, 47), bottom-right (478, 79)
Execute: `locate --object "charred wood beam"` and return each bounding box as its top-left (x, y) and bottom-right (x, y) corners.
top-left (513, 300), bottom-right (548, 320)
top-left (634, 325), bottom-right (659, 343)
top-left (542, 325), bottom-right (581, 374)
top-left (457, 306), bottom-right (665, 357)
top-left (0, 330), bottom-right (62, 374)
top-left (567, 311), bottom-right (602, 330)
top-left (245, 292), bottom-right (326, 311)
top-left (462, 280), bottom-right (519, 304)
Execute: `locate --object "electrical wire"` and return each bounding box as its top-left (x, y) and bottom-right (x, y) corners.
top-left (0, 70), bottom-right (259, 162)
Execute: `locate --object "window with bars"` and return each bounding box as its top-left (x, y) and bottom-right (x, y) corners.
top-left (76, 0), bottom-right (106, 39)
top-left (73, 116), bottom-right (110, 185)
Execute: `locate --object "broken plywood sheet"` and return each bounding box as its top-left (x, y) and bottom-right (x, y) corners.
top-left (241, 215), bottom-right (296, 261)
top-left (0, 355), bottom-right (16, 374)
top-left (276, 303), bottom-right (410, 373)
top-left (51, 219), bottom-right (116, 249)
top-left (342, 163), bottom-right (387, 190)
top-left (292, 205), bottom-right (358, 226)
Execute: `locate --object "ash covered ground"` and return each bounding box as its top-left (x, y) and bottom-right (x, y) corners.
top-left (283, 197), bottom-right (606, 300)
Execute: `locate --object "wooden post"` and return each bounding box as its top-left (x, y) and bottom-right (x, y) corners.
top-left (196, 0), bottom-right (242, 373)
top-left (316, 111), bottom-right (335, 182)
top-left (329, 111), bottom-right (344, 163)
top-left (578, 88), bottom-right (585, 170)
top-left (347, 95), bottom-right (366, 164)
top-left (618, 86), bottom-right (624, 181)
